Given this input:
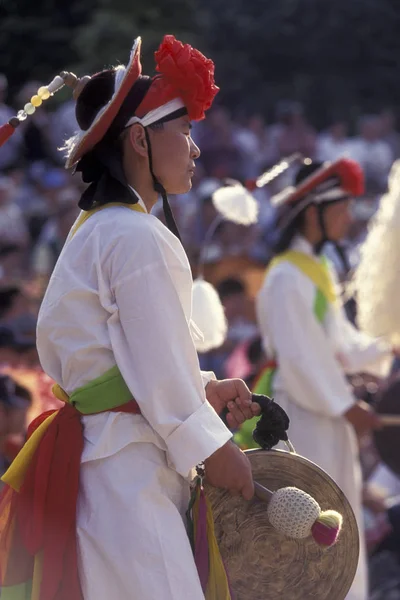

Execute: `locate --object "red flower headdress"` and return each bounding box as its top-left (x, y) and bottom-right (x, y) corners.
top-left (135, 35), bottom-right (219, 122)
top-left (272, 158), bottom-right (365, 208)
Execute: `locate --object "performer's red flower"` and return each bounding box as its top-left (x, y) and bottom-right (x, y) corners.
top-left (336, 158), bottom-right (364, 196)
top-left (136, 35), bottom-right (219, 121)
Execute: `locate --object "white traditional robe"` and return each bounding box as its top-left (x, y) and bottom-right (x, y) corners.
top-left (256, 236), bottom-right (392, 600)
top-left (36, 199), bottom-right (232, 600)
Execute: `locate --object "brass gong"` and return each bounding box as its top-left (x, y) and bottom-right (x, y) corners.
top-left (204, 449), bottom-right (359, 600)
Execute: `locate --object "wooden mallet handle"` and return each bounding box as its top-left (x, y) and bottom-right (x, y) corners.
top-left (254, 481), bottom-right (274, 502)
top-left (379, 414), bottom-right (400, 426)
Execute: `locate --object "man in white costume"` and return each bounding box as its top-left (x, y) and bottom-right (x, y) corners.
top-left (256, 158), bottom-right (398, 600)
top-left (0, 35), bottom-right (263, 600)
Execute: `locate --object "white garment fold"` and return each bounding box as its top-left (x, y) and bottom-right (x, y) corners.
top-left (77, 441), bottom-right (205, 600)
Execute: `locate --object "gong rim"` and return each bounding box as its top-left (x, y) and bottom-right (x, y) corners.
top-left (204, 448), bottom-right (359, 600)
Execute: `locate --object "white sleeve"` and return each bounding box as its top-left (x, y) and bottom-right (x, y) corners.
top-left (201, 371), bottom-right (217, 387)
top-left (332, 308), bottom-right (392, 378)
top-left (327, 261), bottom-right (393, 378)
top-left (258, 271), bottom-right (355, 418)
top-left (109, 232), bottom-right (231, 478)
top-left (189, 320), bottom-right (217, 386)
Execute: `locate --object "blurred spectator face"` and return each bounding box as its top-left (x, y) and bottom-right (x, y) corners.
top-left (276, 101), bottom-right (305, 127)
top-left (359, 117), bottom-right (382, 142)
top-left (209, 162), bottom-right (233, 179)
top-left (0, 345), bottom-right (39, 369)
top-left (330, 122), bottom-right (348, 140)
top-left (0, 404), bottom-right (7, 437)
top-left (0, 287), bottom-right (30, 321)
top-left (218, 221), bottom-right (242, 247)
top-left (207, 106), bottom-right (231, 130)
top-left (0, 376), bottom-right (30, 437)
top-left (55, 187), bottom-right (80, 239)
top-left (196, 178), bottom-right (220, 225)
top-left (290, 110), bottom-right (306, 128)
top-left (248, 114), bottom-right (266, 134)
top-left (6, 406), bottom-right (27, 435)
top-left (18, 347), bottom-right (40, 369)
top-left (57, 205), bottom-right (79, 239)
top-left (380, 109), bottom-right (396, 135)
top-left (201, 197), bottom-right (218, 227)
top-left (217, 278), bottom-right (248, 322)
top-left (223, 289), bottom-right (247, 322)
top-left (0, 347), bottom-right (19, 368)
top-left (0, 176), bottom-right (13, 206)
top-left (42, 169), bottom-right (71, 208)
top-left (0, 247), bottom-right (25, 281)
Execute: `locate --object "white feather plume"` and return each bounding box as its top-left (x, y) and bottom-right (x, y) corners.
top-left (212, 184), bottom-right (258, 225)
top-left (192, 278), bottom-right (227, 352)
top-left (353, 160), bottom-right (400, 344)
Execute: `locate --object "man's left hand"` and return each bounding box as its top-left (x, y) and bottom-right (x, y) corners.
top-left (205, 378), bottom-right (261, 429)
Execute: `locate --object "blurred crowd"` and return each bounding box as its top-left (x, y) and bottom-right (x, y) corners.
top-left (1, 72), bottom-right (400, 596)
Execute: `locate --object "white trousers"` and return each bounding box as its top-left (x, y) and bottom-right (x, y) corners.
top-left (76, 441), bottom-right (205, 600)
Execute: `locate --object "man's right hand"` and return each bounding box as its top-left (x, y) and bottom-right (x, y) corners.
top-left (344, 400), bottom-right (382, 437)
top-left (204, 441), bottom-right (254, 500)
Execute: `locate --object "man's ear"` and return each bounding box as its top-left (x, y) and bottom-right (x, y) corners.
top-left (128, 124), bottom-right (148, 157)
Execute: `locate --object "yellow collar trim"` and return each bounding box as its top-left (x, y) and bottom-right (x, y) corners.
top-left (268, 250), bottom-right (337, 304)
top-left (70, 202), bottom-right (146, 239)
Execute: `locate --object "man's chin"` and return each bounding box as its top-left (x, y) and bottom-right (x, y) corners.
top-left (165, 180), bottom-right (192, 195)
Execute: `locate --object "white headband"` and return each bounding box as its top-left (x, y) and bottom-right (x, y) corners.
top-left (125, 97), bottom-right (185, 129)
top-left (277, 186), bottom-right (350, 232)
top-left (272, 185), bottom-right (347, 207)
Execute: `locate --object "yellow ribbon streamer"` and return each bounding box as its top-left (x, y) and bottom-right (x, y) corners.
top-left (1, 411), bottom-right (59, 492)
top-left (193, 485), bottom-right (232, 600)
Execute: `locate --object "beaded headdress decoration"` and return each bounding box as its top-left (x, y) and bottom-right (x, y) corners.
top-left (0, 72), bottom-right (88, 148)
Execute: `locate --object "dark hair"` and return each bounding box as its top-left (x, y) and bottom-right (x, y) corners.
top-left (15, 383), bottom-right (32, 404)
top-left (0, 286), bottom-right (21, 320)
top-left (272, 161), bottom-right (325, 255)
top-left (294, 161), bottom-right (323, 186)
top-left (0, 375), bottom-right (32, 408)
top-left (75, 70), bottom-right (116, 131)
top-left (217, 277), bottom-right (246, 300)
top-left (272, 209), bottom-right (307, 254)
top-left (0, 244), bottom-right (21, 260)
top-left (76, 72), bottom-right (153, 140)
top-left (247, 336), bottom-right (263, 365)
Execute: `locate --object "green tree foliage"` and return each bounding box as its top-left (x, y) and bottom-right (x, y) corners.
top-left (72, 0), bottom-right (201, 75)
top-left (198, 0), bottom-right (400, 125)
top-left (0, 0), bottom-right (96, 99)
top-left (1, 0), bottom-right (400, 124)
